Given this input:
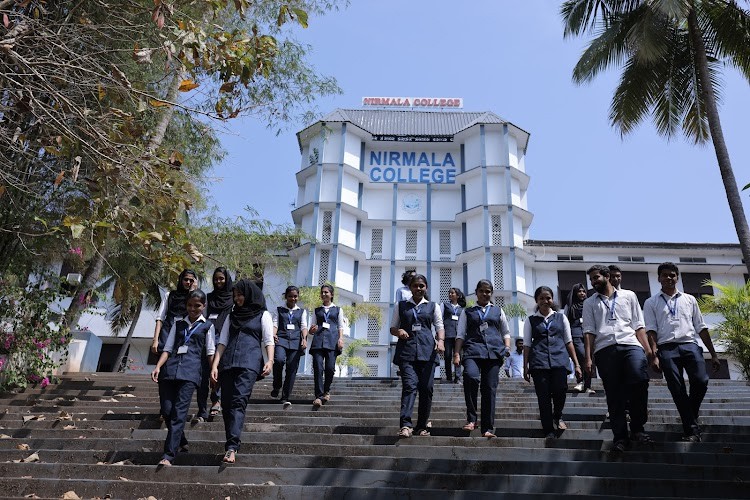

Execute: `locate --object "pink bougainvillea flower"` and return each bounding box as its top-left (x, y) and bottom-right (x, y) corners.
top-left (40, 377), bottom-right (50, 389)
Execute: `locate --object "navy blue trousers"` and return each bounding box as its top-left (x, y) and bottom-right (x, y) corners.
top-left (311, 349), bottom-right (336, 399)
top-left (572, 337), bottom-right (592, 390)
top-left (399, 360), bottom-right (436, 430)
top-left (462, 358), bottom-right (502, 434)
top-left (220, 367), bottom-right (258, 452)
top-left (160, 379), bottom-right (195, 461)
top-left (531, 367), bottom-right (568, 434)
top-left (273, 346), bottom-right (303, 402)
top-left (595, 344), bottom-right (649, 443)
top-left (195, 356), bottom-right (210, 419)
top-left (443, 338), bottom-right (462, 381)
top-left (658, 342), bottom-right (709, 436)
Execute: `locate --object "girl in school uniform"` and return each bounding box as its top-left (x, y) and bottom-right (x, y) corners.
top-left (523, 286), bottom-right (582, 439)
top-left (391, 274), bottom-right (445, 438)
top-left (151, 269), bottom-right (198, 422)
top-left (453, 279), bottom-right (510, 438)
top-left (200, 267), bottom-right (234, 420)
top-left (565, 283), bottom-right (594, 394)
top-left (151, 289), bottom-right (215, 466)
top-left (308, 284), bottom-right (344, 408)
top-left (210, 279), bottom-right (274, 464)
top-left (271, 285), bottom-right (308, 409)
top-left (443, 287), bottom-right (466, 383)
top-left (151, 269), bottom-right (198, 354)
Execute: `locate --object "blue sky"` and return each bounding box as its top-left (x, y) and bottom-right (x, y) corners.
top-left (209, 1), bottom-right (750, 244)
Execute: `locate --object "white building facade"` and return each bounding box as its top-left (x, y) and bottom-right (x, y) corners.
top-left (65, 107), bottom-right (746, 380)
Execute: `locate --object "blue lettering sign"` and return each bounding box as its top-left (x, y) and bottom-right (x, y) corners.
top-left (370, 151), bottom-right (382, 165)
top-left (419, 168), bottom-right (430, 183)
top-left (403, 152), bottom-right (415, 166)
top-left (370, 167), bottom-right (382, 182)
top-left (367, 151), bottom-right (458, 184)
top-left (444, 153), bottom-right (455, 167)
top-left (418, 152), bottom-right (430, 166)
top-left (383, 168), bottom-right (396, 182)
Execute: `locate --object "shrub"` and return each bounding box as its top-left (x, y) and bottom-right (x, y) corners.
top-left (0, 271), bottom-right (72, 390)
top-left (699, 281), bottom-right (750, 380)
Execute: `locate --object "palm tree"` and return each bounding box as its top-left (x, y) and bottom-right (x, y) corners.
top-left (699, 280), bottom-right (750, 379)
top-left (100, 248), bottom-right (164, 372)
top-left (561, 0), bottom-right (750, 274)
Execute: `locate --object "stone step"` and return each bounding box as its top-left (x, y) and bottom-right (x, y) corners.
top-left (2, 451), bottom-right (748, 481)
top-left (0, 471), bottom-right (745, 498)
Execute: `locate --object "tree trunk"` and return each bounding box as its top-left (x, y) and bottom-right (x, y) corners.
top-left (111, 297), bottom-right (143, 372)
top-left (64, 244), bottom-right (108, 328)
top-left (63, 70), bottom-right (183, 328)
top-left (688, 9), bottom-right (750, 276)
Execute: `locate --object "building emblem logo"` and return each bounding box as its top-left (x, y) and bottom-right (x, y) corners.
top-left (402, 194), bottom-right (422, 214)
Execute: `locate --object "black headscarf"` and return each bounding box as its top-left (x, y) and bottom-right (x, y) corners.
top-left (166, 269), bottom-right (197, 320)
top-left (229, 278), bottom-right (266, 330)
top-left (566, 283), bottom-right (586, 323)
top-left (207, 267), bottom-right (234, 332)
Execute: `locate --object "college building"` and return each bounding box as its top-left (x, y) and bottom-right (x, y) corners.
top-left (258, 105), bottom-right (745, 379)
top-left (64, 104), bottom-right (746, 379)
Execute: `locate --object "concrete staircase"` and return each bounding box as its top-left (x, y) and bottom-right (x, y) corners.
top-left (1, 373), bottom-right (749, 499)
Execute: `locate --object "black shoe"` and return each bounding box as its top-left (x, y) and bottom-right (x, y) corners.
top-left (681, 434), bottom-right (701, 443)
top-left (545, 432), bottom-right (557, 440)
top-left (631, 431), bottom-right (654, 445)
top-left (270, 389), bottom-right (279, 398)
top-left (611, 440), bottom-right (628, 453)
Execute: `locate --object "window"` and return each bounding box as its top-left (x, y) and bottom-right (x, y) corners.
top-left (439, 268), bottom-right (452, 303)
top-left (367, 317), bottom-right (380, 343)
top-left (679, 257), bottom-right (707, 263)
top-left (405, 229), bottom-right (417, 260)
top-left (492, 254), bottom-right (504, 291)
top-left (557, 270), bottom-right (588, 307)
top-left (618, 256), bottom-right (645, 262)
top-left (621, 271), bottom-right (651, 307)
top-left (321, 211), bottom-right (332, 244)
top-left (369, 267), bottom-right (382, 302)
top-left (371, 228), bottom-right (383, 259)
top-left (439, 230), bottom-right (451, 260)
top-left (491, 215), bottom-right (502, 246)
top-left (318, 250), bottom-right (330, 285)
top-left (557, 255), bottom-right (584, 261)
top-left (681, 272), bottom-right (714, 297)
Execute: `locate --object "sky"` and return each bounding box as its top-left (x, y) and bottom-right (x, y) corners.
top-left (209, 1), bottom-right (750, 244)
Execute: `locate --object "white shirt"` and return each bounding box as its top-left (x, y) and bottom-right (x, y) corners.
top-left (272, 305), bottom-right (309, 330)
top-left (522, 310), bottom-right (573, 345)
top-left (390, 298), bottom-right (444, 331)
top-left (156, 291), bottom-right (170, 321)
top-left (644, 290), bottom-right (707, 345)
top-left (505, 350), bottom-right (524, 378)
top-left (395, 286), bottom-right (412, 303)
top-left (218, 310), bottom-right (274, 347)
top-left (456, 304), bottom-right (510, 340)
top-left (163, 314), bottom-right (216, 356)
top-left (583, 288), bottom-right (645, 353)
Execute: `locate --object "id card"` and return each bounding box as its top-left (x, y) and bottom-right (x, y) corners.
top-left (177, 345), bottom-right (188, 355)
top-left (412, 324), bottom-right (422, 332)
top-left (322, 322), bottom-right (331, 329)
top-left (451, 315), bottom-right (459, 321)
top-left (208, 314), bottom-right (218, 320)
top-left (286, 324), bottom-right (296, 330)
top-left (479, 322), bottom-right (489, 332)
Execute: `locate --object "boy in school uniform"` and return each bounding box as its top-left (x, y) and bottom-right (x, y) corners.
top-left (583, 265), bottom-right (654, 452)
top-left (151, 290), bottom-right (215, 466)
top-left (644, 262), bottom-right (720, 442)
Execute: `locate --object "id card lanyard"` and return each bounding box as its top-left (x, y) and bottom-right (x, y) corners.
top-left (661, 294), bottom-right (678, 317)
top-left (599, 292), bottom-right (617, 321)
top-left (179, 321), bottom-right (202, 353)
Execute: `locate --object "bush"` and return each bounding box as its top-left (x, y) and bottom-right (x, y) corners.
top-left (699, 280), bottom-right (750, 380)
top-left (0, 271), bottom-right (72, 391)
